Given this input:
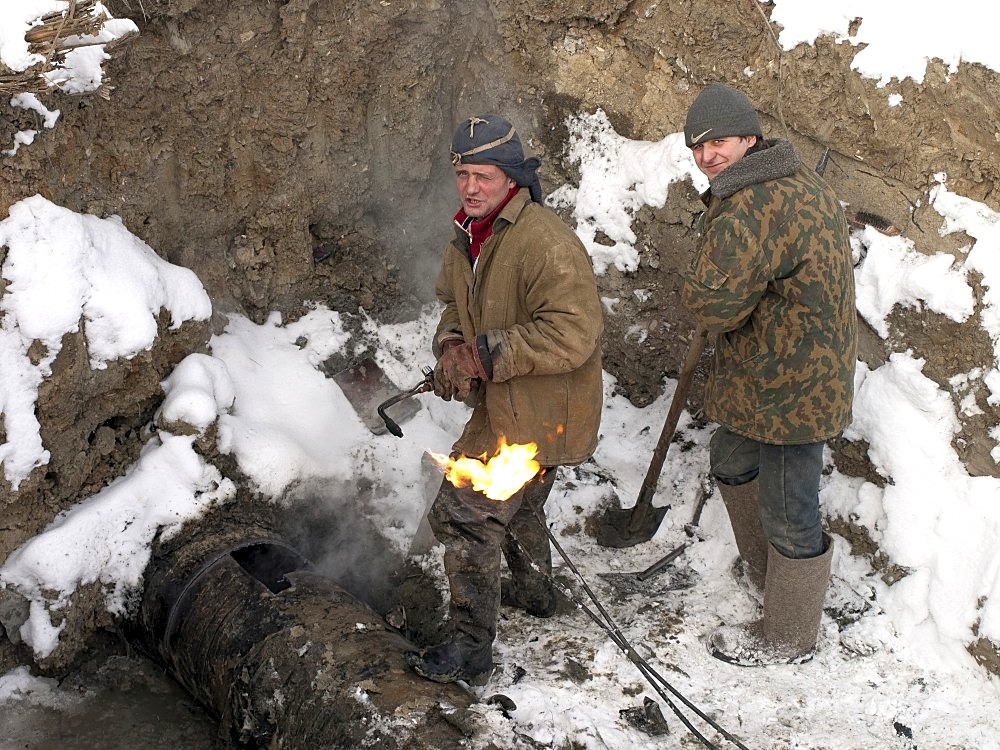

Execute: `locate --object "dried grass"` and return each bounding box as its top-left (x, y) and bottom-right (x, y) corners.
top-left (0, 0), bottom-right (135, 97)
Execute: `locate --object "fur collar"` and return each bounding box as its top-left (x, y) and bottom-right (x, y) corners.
top-left (708, 138), bottom-right (801, 200)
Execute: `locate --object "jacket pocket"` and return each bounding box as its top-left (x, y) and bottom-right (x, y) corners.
top-left (721, 321), bottom-right (762, 365)
top-left (690, 252), bottom-right (729, 291)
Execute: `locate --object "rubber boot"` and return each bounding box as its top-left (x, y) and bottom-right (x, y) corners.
top-left (406, 482), bottom-right (503, 686)
top-left (717, 478), bottom-right (768, 593)
top-left (708, 532), bottom-right (833, 666)
top-left (404, 564), bottom-right (496, 685)
top-left (405, 633), bottom-right (493, 686)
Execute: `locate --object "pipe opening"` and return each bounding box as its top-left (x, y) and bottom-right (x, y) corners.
top-left (230, 542), bottom-right (309, 594)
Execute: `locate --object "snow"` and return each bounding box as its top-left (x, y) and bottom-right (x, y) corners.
top-left (2, 1), bottom-right (1000, 748)
top-left (766, 0), bottom-right (1000, 87)
top-left (0, 665), bottom-right (63, 707)
top-left (547, 110), bottom-right (707, 275)
top-left (852, 226), bottom-right (974, 338)
top-left (0, 195), bottom-right (211, 489)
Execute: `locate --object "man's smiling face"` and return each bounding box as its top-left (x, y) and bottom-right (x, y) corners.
top-left (691, 135), bottom-right (757, 181)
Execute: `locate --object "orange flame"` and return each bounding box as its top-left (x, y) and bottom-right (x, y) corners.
top-left (428, 438), bottom-right (541, 501)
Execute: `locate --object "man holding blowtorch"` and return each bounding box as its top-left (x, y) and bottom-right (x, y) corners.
top-left (681, 84), bottom-right (857, 666)
top-left (405, 114), bottom-right (604, 685)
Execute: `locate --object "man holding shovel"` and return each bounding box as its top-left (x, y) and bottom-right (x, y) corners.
top-left (405, 114), bottom-right (604, 685)
top-left (680, 84), bottom-right (857, 666)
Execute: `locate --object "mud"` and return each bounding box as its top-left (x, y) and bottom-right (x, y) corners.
top-left (3, 0), bottom-right (997, 445)
top-left (0, 649), bottom-right (224, 750)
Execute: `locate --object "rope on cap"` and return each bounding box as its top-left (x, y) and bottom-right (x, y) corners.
top-left (450, 125), bottom-right (517, 166)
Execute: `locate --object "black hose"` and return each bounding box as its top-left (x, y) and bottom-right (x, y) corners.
top-left (539, 523), bottom-right (752, 750)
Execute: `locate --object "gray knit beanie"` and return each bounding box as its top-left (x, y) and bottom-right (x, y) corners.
top-left (684, 84), bottom-right (762, 148)
top-left (450, 114), bottom-right (543, 203)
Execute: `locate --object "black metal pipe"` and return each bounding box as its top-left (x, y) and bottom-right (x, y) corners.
top-left (377, 367), bottom-right (434, 437)
top-left (127, 523), bottom-right (473, 748)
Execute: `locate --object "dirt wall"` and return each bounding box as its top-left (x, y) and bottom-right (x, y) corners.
top-left (4, 0), bottom-right (996, 408)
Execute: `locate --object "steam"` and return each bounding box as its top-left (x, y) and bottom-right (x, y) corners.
top-left (279, 479), bottom-right (407, 612)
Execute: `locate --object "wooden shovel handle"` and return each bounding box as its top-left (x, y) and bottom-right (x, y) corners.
top-left (630, 326), bottom-right (709, 524)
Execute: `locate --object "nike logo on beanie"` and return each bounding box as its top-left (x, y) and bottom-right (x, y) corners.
top-left (691, 128), bottom-right (713, 144)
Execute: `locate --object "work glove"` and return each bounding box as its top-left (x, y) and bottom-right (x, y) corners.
top-left (433, 338), bottom-right (464, 401)
top-left (433, 341), bottom-right (488, 401)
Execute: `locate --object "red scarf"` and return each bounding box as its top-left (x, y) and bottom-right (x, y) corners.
top-left (454, 185), bottom-right (519, 262)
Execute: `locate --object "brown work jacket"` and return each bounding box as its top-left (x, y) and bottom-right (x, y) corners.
top-left (434, 188), bottom-right (604, 466)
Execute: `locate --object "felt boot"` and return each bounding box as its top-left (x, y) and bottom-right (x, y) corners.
top-left (709, 533), bottom-right (833, 666)
top-left (718, 478), bottom-right (768, 593)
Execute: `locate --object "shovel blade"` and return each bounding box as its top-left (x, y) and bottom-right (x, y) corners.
top-left (331, 356), bottom-right (421, 435)
top-left (594, 504), bottom-right (669, 549)
top-left (598, 566), bottom-right (697, 596)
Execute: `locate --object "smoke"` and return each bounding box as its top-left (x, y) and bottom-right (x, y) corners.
top-left (279, 478), bottom-right (406, 613)
top-left (353, 0), bottom-right (529, 305)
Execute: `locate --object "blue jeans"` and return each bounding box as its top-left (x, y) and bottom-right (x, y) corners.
top-left (709, 426), bottom-right (825, 558)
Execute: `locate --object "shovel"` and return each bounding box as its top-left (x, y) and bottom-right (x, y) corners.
top-left (633, 474), bottom-right (712, 580)
top-left (595, 326), bottom-right (709, 548)
top-left (599, 475), bottom-right (713, 595)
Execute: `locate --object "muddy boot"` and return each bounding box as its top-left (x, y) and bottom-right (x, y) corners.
top-left (404, 573), bottom-right (497, 686)
top-left (708, 533), bottom-right (833, 666)
top-left (407, 563), bottom-right (498, 685)
top-left (501, 571), bottom-right (570, 618)
top-left (500, 577), bottom-right (558, 617)
top-left (405, 634), bottom-right (493, 686)
top-left (406, 481), bottom-right (511, 685)
top-left (717, 478), bottom-right (768, 593)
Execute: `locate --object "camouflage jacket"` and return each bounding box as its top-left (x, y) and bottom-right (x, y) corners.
top-left (681, 139), bottom-right (857, 444)
top-left (435, 188), bottom-right (604, 465)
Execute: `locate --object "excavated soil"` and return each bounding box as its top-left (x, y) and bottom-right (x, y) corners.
top-left (3, 0), bottom-right (1000, 721)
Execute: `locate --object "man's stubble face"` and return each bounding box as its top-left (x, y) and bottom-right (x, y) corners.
top-left (454, 163), bottom-right (516, 217)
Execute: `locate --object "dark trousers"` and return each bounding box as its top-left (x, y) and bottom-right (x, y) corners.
top-left (428, 468), bottom-right (557, 645)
